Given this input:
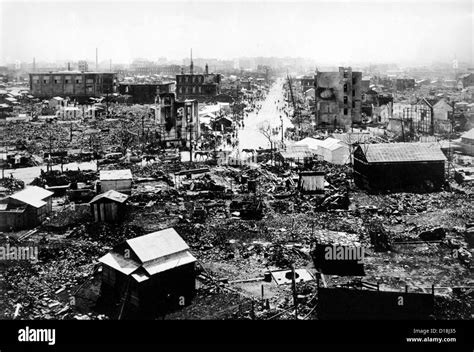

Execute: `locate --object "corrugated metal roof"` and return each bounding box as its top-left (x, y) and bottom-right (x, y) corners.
top-left (100, 169), bottom-right (132, 181)
top-left (89, 190), bottom-right (129, 204)
top-left (9, 186), bottom-right (53, 208)
top-left (98, 252), bottom-right (140, 275)
top-left (359, 143), bottom-right (447, 163)
top-left (126, 228), bottom-right (190, 263)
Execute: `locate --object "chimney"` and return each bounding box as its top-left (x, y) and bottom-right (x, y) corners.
top-left (33, 57), bottom-right (36, 72)
top-left (68, 62), bottom-right (71, 71)
top-left (205, 63), bottom-right (209, 75)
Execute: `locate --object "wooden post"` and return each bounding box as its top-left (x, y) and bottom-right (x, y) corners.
top-left (431, 284), bottom-right (435, 296)
top-left (405, 285), bottom-right (408, 293)
top-left (291, 264), bottom-right (298, 320)
top-left (261, 284), bottom-right (264, 303)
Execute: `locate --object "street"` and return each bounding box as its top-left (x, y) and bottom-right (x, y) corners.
top-left (238, 77), bottom-right (294, 152)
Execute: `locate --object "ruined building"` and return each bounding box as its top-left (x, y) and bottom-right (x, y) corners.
top-left (29, 71), bottom-right (116, 100)
top-left (176, 54), bottom-right (221, 102)
top-left (315, 67), bottom-right (362, 129)
top-left (151, 93), bottom-right (200, 148)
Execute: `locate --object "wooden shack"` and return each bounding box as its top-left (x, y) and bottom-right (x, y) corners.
top-left (99, 169), bottom-right (133, 195)
top-left (89, 190), bottom-right (129, 223)
top-left (0, 186), bottom-right (53, 231)
top-left (353, 143), bottom-right (446, 192)
top-left (98, 228), bottom-right (197, 318)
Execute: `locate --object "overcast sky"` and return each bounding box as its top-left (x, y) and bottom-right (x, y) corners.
top-left (0, 0), bottom-right (472, 66)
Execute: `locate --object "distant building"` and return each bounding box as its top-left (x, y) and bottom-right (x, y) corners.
top-left (458, 73), bottom-right (474, 89)
top-left (395, 78), bottom-right (415, 91)
top-left (29, 71), bottom-right (116, 100)
top-left (176, 63), bottom-right (221, 102)
top-left (353, 143), bottom-right (446, 191)
top-left (151, 93), bottom-right (200, 148)
top-left (315, 67), bottom-right (362, 129)
top-left (300, 76), bottom-right (315, 92)
top-left (118, 83), bottom-right (175, 104)
top-left (78, 60), bottom-right (89, 72)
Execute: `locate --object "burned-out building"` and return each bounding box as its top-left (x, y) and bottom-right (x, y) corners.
top-left (29, 71), bottom-right (116, 100)
top-left (176, 62), bottom-right (221, 102)
top-left (0, 186), bottom-right (53, 231)
top-left (315, 67), bottom-right (362, 129)
top-left (151, 93), bottom-right (200, 148)
top-left (299, 76), bottom-right (315, 92)
top-left (98, 228), bottom-right (197, 317)
top-left (117, 82), bottom-right (175, 104)
top-left (353, 143), bottom-right (446, 192)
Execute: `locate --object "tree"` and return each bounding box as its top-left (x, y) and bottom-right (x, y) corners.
top-left (258, 120), bottom-right (274, 164)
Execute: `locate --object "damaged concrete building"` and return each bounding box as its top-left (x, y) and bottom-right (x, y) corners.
top-left (151, 93), bottom-right (200, 148)
top-left (315, 67), bottom-right (362, 129)
top-left (117, 82), bottom-right (175, 104)
top-left (29, 71), bottom-right (116, 100)
top-left (353, 143), bottom-right (447, 191)
top-left (176, 62), bottom-right (221, 102)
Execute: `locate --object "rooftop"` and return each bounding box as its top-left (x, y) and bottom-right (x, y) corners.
top-left (99, 169), bottom-right (132, 181)
top-left (357, 143), bottom-right (447, 163)
top-left (126, 228), bottom-right (190, 263)
top-left (461, 128), bottom-right (474, 140)
top-left (98, 228), bottom-right (197, 281)
top-left (9, 186), bottom-right (53, 208)
top-left (89, 190), bottom-right (129, 204)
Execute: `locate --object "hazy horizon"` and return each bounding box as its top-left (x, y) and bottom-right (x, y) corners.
top-left (1, 0), bottom-right (473, 67)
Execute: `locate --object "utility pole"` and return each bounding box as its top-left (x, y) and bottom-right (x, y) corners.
top-left (280, 115), bottom-right (284, 146)
top-left (189, 113), bottom-right (193, 163)
top-left (291, 264), bottom-right (298, 320)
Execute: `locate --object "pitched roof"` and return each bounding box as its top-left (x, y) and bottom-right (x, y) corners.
top-left (89, 190), bottom-right (129, 204)
top-left (99, 169), bottom-right (132, 181)
top-left (98, 252), bottom-right (140, 275)
top-left (9, 186), bottom-right (53, 208)
top-left (98, 228), bottom-right (196, 281)
top-left (126, 228), bottom-right (190, 263)
top-left (358, 143), bottom-right (447, 163)
top-left (461, 128), bottom-right (474, 140)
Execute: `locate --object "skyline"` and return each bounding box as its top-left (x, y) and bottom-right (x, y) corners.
top-left (1, 0), bottom-right (473, 66)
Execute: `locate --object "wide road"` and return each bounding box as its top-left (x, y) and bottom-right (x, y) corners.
top-left (238, 77), bottom-right (293, 152)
